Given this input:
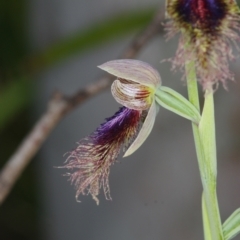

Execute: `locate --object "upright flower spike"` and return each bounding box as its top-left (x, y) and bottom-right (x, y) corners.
top-left (166, 0), bottom-right (240, 89)
top-left (61, 59), bottom-right (161, 204)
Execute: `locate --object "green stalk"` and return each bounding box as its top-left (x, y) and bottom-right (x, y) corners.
top-left (185, 61), bottom-right (223, 240)
top-left (200, 90), bottom-right (223, 240)
top-left (202, 193), bottom-right (212, 240)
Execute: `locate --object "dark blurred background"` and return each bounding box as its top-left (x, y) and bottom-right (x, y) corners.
top-left (0, 0), bottom-right (240, 239)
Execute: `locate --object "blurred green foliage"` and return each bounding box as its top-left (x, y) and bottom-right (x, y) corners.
top-left (36, 8), bottom-right (155, 68)
top-left (0, 2), bottom-right (38, 239)
top-left (0, 0), bottom-right (28, 74)
top-left (0, 76), bottom-right (31, 132)
top-left (0, 110), bottom-right (39, 240)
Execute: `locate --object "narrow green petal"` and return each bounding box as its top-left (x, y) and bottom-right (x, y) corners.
top-left (123, 101), bottom-right (158, 157)
top-left (98, 59), bottom-right (161, 87)
top-left (155, 86), bottom-right (201, 124)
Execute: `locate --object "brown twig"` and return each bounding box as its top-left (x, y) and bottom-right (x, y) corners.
top-left (0, 10), bottom-right (164, 205)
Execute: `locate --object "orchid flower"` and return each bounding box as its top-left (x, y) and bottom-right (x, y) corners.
top-left (165, 0), bottom-right (240, 89)
top-left (61, 60), bottom-right (161, 204)
top-left (61, 59), bottom-right (200, 204)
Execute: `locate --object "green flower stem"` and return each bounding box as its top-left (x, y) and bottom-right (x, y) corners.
top-left (185, 61), bottom-right (200, 110)
top-left (202, 193), bottom-right (212, 240)
top-left (185, 61), bottom-right (223, 240)
top-left (200, 90), bottom-right (223, 240)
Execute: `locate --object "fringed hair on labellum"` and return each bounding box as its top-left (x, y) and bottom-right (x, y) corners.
top-left (61, 107), bottom-right (142, 204)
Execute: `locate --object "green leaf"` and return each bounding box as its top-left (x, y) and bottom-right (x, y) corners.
top-left (155, 86), bottom-right (201, 124)
top-left (223, 209), bottom-right (240, 240)
top-left (0, 0), bottom-right (28, 70)
top-left (31, 8), bottom-right (155, 69)
top-left (0, 77), bottom-right (32, 132)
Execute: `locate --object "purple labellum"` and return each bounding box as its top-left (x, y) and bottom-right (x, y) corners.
top-left (93, 106), bottom-right (141, 146)
top-left (61, 107), bottom-right (142, 204)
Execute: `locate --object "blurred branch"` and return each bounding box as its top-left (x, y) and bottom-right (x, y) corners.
top-left (0, 9), bottom-right (164, 205)
top-left (0, 8), bottom-right (154, 132)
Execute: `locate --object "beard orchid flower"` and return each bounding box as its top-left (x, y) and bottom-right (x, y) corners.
top-left (60, 59), bottom-right (200, 204)
top-left (165, 0), bottom-right (240, 89)
top-left (61, 60), bottom-right (161, 204)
